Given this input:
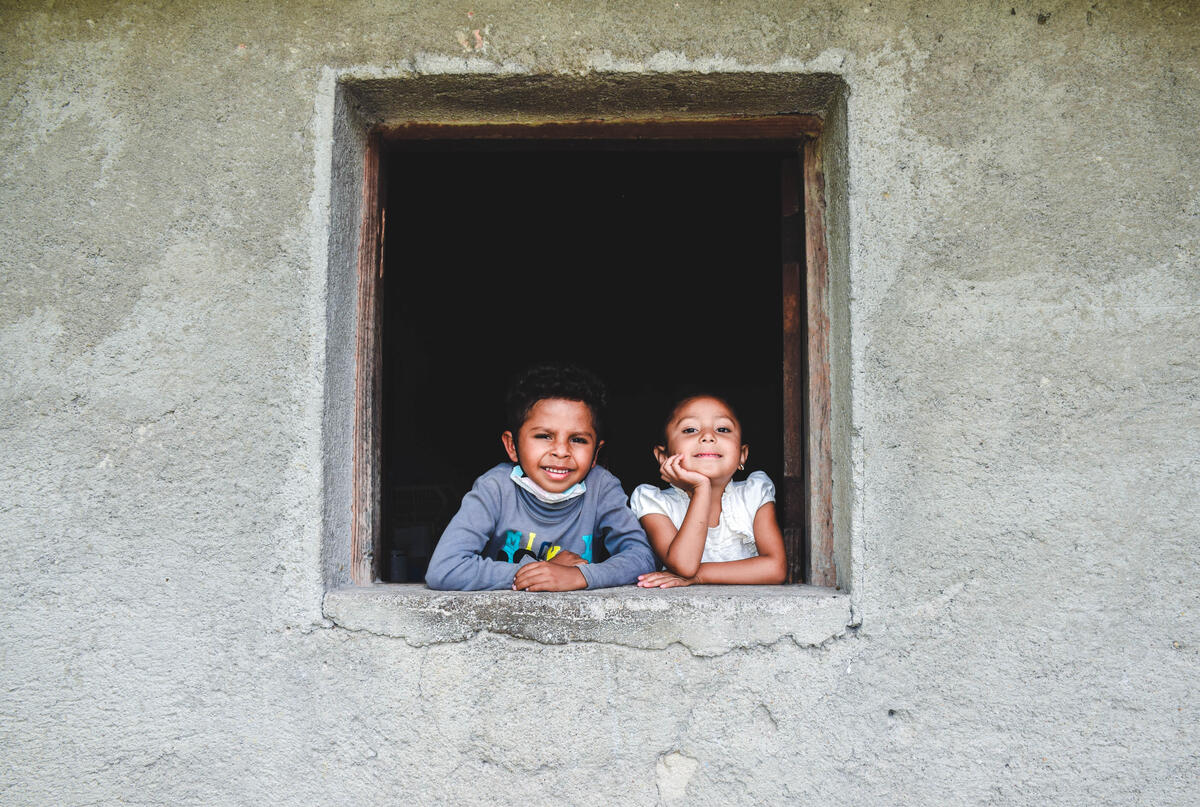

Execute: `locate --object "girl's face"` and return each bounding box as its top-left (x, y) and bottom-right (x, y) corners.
top-left (656, 396), bottom-right (749, 484)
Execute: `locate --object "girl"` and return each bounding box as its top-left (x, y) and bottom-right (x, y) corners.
top-left (630, 394), bottom-right (787, 587)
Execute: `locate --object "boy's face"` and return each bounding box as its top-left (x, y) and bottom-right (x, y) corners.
top-left (501, 398), bottom-right (603, 493)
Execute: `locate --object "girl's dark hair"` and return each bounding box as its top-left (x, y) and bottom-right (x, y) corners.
top-left (505, 363), bottom-right (608, 438)
top-left (658, 390), bottom-right (743, 448)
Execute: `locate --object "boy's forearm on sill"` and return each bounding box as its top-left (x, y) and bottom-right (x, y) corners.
top-left (582, 549), bottom-right (657, 589)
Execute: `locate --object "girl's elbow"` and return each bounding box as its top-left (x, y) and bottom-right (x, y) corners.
top-left (669, 558), bottom-right (700, 579)
top-left (767, 557), bottom-right (787, 584)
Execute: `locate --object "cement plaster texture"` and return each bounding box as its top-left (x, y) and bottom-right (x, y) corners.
top-left (2, 2), bottom-right (1198, 805)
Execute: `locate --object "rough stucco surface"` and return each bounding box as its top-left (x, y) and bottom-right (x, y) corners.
top-left (324, 585), bottom-right (852, 656)
top-left (1, 1), bottom-right (1197, 804)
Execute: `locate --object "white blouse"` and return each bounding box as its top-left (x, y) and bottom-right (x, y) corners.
top-left (629, 471), bottom-right (776, 564)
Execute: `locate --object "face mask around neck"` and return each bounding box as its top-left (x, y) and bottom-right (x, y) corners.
top-left (510, 465), bottom-right (587, 504)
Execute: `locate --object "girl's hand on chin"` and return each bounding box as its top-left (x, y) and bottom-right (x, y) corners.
top-left (659, 453), bottom-right (711, 493)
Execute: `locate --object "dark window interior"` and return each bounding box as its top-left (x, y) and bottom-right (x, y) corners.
top-left (380, 143), bottom-right (789, 582)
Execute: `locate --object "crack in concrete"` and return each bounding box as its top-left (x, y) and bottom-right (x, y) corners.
top-left (321, 608), bottom-right (858, 657)
top-left (756, 702), bottom-right (780, 731)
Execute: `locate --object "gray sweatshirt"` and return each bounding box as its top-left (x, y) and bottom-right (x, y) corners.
top-left (425, 463), bottom-right (656, 591)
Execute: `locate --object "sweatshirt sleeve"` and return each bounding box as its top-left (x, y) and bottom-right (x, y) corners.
top-left (576, 474), bottom-right (658, 589)
top-left (425, 475), bottom-right (532, 591)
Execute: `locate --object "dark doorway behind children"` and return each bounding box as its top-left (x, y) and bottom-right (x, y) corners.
top-left (380, 143), bottom-right (787, 582)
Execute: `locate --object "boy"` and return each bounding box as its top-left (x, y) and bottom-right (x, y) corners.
top-left (425, 364), bottom-right (656, 591)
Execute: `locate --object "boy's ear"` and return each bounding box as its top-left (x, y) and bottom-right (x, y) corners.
top-left (590, 439), bottom-right (605, 468)
top-left (501, 431), bottom-right (520, 464)
top-left (652, 445), bottom-right (668, 465)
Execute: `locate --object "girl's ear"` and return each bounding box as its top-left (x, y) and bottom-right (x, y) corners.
top-left (652, 445), bottom-right (668, 465)
top-left (501, 431), bottom-right (520, 464)
top-left (739, 444), bottom-right (750, 469)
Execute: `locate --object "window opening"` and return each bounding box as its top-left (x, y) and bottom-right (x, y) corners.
top-left (380, 145), bottom-right (786, 582)
top-left (351, 119), bottom-right (834, 587)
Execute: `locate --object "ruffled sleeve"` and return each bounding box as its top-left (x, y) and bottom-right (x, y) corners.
top-left (630, 484), bottom-right (671, 520)
top-left (712, 472), bottom-right (775, 555)
top-left (742, 471), bottom-right (776, 512)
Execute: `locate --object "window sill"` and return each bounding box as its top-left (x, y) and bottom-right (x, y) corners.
top-left (323, 584), bottom-right (851, 656)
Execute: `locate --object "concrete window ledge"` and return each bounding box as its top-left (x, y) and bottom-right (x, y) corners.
top-left (323, 585), bottom-right (851, 656)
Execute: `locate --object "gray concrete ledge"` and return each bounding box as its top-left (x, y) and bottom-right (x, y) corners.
top-left (323, 584), bottom-right (851, 656)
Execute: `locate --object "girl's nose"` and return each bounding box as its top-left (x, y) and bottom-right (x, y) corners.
top-left (700, 430), bottom-right (715, 443)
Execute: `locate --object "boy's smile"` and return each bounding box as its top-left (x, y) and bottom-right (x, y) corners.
top-left (502, 398), bottom-right (602, 494)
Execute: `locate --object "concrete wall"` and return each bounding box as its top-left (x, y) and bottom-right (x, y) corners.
top-left (2, 2), bottom-right (1197, 804)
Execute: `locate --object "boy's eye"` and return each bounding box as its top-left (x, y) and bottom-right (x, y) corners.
top-left (570, 436), bottom-right (590, 444)
top-left (534, 433), bottom-right (551, 440)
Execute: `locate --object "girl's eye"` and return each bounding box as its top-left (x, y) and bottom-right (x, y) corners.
top-left (681, 427), bottom-right (697, 434)
top-left (717, 427), bottom-right (731, 433)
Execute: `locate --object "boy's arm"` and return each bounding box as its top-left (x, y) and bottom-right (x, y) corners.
top-left (574, 475), bottom-right (657, 589)
top-left (425, 477), bottom-right (533, 591)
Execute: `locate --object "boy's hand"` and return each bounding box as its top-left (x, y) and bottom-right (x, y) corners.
top-left (637, 571), bottom-right (697, 588)
top-left (658, 453), bottom-right (711, 495)
top-left (513, 562), bottom-right (587, 591)
top-left (548, 550), bottom-right (588, 567)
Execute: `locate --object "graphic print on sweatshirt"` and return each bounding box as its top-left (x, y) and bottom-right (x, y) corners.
top-left (494, 527), bottom-right (610, 564)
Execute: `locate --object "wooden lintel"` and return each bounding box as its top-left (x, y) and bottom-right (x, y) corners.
top-left (377, 115), bottom-right (823, 142)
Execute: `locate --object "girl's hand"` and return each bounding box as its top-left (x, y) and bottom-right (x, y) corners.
top-left (637, 570), bottom-right (697, 588)
top-left (658, 453), bottom-right (711, 494)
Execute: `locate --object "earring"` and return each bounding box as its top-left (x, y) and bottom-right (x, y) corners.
top-left (738, 464), bottom-right (745, 471)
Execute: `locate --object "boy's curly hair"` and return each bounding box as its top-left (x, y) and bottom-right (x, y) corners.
top-left (505, 363), bottom-right (608, 439)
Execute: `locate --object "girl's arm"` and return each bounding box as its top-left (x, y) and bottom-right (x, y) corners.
top-left (639, 502), bottom-right (788, 587)
top-left (640, 455), bottom-right (713, 578)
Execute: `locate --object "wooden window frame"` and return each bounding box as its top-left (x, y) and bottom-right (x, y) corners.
top-left (350, 116), bottom-right (834, 586)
